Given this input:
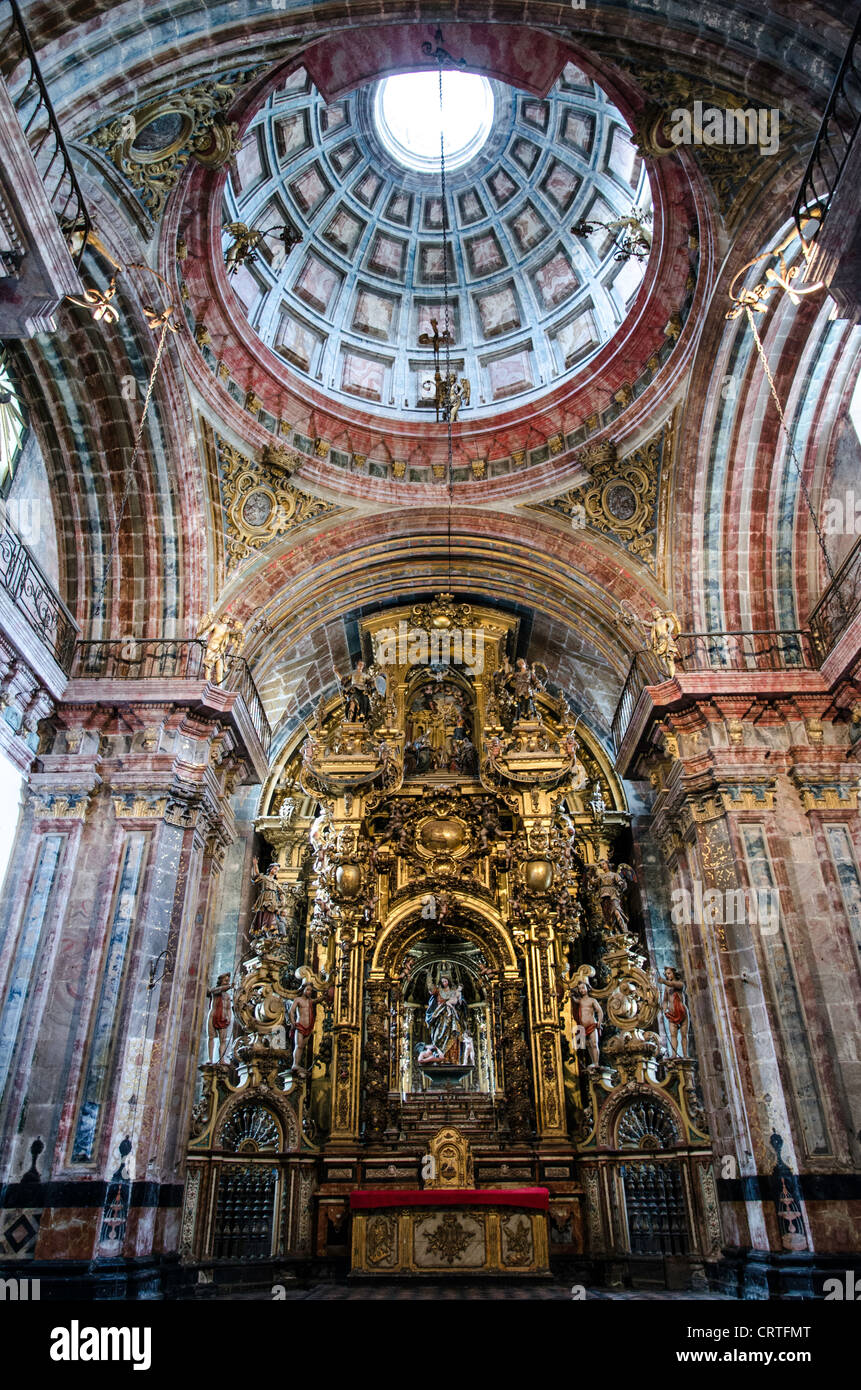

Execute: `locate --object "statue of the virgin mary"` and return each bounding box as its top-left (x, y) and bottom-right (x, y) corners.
top-left (421, 968), bottom-right (469, 1065)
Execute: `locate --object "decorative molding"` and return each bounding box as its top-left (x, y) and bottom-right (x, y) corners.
top-left (32, 791), bottom-right (92, 820)
top-left (522, 414), bottom-right (674, 571)
top-left (214, 433), bottom-right (345, 571)
top-left (84, 68), bottom-right (264, 219)
top-left (621, 65), bottom-right (811, 224)
top-left (789, 769), bottom-right (860, 813)
top-left (112, 794), bottom-right (169, 821)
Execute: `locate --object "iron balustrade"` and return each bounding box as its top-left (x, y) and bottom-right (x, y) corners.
top-left (611, 630), bottom-right (816, 754)
top-left (0, 512), bottom-right (77, 670)
top-left (809, 533), bottom-right (861, 658)
top-left (71, 637), bottom-right (272, 753)
top-left (0, 0), bottom-right (91, 268)
top-left (792, 11), bottom-right (861, 243)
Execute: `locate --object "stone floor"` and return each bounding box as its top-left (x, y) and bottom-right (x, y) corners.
top-left (225, 1281), bottom-right (731, 1300)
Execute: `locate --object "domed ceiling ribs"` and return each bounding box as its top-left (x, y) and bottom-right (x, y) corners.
top-left (218, 60), bottom-right (649, 421)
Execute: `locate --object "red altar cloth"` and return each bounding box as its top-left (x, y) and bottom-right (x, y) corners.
top-left (350, 1188), bottom-right (549, 1210)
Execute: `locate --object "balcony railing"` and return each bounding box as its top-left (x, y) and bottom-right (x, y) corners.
top-left (808, 533), bottom-right (861, 659)
top-left (611, 630), bottom-right (816, 754)
top-left (0, 510), bottom-right (77, 671)
top-left (792, 11), bottom-right (861, 243)
top-left (71, 638), bottom-right (272, 754)
top-left (0, 0), bottom-right (91, 268)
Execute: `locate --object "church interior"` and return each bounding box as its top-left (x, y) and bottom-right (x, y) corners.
top-left (0, 0), bottom-right (860, 1303)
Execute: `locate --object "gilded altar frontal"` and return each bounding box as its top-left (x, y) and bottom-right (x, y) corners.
top-left (0, 0), bottom-right (859, 1334)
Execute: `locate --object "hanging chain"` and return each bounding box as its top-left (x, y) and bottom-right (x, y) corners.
top-left (438, 57), bottom-right (454, 590)
top-left (744, 304), bottom-right (838, 589)
top-left (95, 313), bottom-right (173, 616)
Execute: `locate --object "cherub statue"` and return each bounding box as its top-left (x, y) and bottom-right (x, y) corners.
top-left (223, 222), bottom-right (265, 274)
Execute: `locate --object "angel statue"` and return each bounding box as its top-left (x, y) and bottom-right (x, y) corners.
top-left (586, 858), bottom-right (636, 932)
top-left (223, 222), bottom-right (265, 274)
top-left (447, 374), bottom-right (471, 423)
top-left (616, 600), bottom-right (683, 680)
top-left (198, 610), bottom-right (244, 686)
top-left (420, 970), bottom-right (470, 1066)
top-left (649, 608), bottom-right (682, 679)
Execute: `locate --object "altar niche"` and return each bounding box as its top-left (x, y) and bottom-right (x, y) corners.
top-left (398, 944), bottom-right (495, 1094)
top-left (403, 670), bottom-right (479, 780)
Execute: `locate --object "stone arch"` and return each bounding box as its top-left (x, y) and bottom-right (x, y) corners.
top-left (213, 1090), bottom-right (300, 1154)
top-left (596, 1080), bottom-right (686, 1151)
top-left (369, 892), bottom-right (519, 980)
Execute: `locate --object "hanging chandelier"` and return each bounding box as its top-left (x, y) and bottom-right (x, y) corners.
top-left (417, 31), bottom-right (471, 426)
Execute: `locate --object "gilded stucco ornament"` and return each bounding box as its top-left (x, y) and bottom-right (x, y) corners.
top-left (214, 434), bottom-right (344, 570)
top-left (85, 68), bottom-right (265, 218)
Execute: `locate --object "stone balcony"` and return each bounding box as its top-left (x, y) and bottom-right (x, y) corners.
top-left (611, 631), bottom-right (827, 777)
top-left (66, 638), bottom-right (272, 782)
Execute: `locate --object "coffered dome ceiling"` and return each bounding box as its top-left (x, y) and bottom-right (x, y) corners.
top-left (221, 60), bottom-right (650, 419)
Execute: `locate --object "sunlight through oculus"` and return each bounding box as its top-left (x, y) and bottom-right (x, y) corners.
top-left (374, 71), bottom-right (494, 173)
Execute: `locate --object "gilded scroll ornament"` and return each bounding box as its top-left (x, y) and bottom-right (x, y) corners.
top-left (85, 69), bottom-right (264, 218)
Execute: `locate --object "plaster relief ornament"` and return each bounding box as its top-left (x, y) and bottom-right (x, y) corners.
top-left (198, 610), bottom-right (244, 685)
top-left (661, 966), bottom-right (689, 1057)
top-left (84, 68), bottom-right (261, 219)
top-left (289, 983), bottom-right (317, 1077)
top-left (206, 973), bottom-right (233, 1063)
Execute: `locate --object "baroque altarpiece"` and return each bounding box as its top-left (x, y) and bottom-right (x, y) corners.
top-left (182, 601), bottom-right (719, 1276)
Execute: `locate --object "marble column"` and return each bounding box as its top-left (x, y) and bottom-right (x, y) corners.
top-left (0, 688), bottom-right (264, 1277)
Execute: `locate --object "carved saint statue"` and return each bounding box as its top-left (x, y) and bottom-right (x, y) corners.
top-left (289, 983), bottom-right (317, 1076)
top-left (510, 658), bottom-right (543, 720)
top-left (206, 973), bottom-right (232, 1062)
top-left (661, 966), bottom-right (689, 1057)
top-left (251, 858), bottom-right (285, 935)
top-left (587, 858), bottom-right (635, 932)
top-left (334, 660), bottom-right (371, 722)
top-left (571, 980), bottom-right (603, 1067)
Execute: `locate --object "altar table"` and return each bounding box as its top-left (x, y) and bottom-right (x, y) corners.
top-left (349, 1188), bottom-right (550, 1275)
